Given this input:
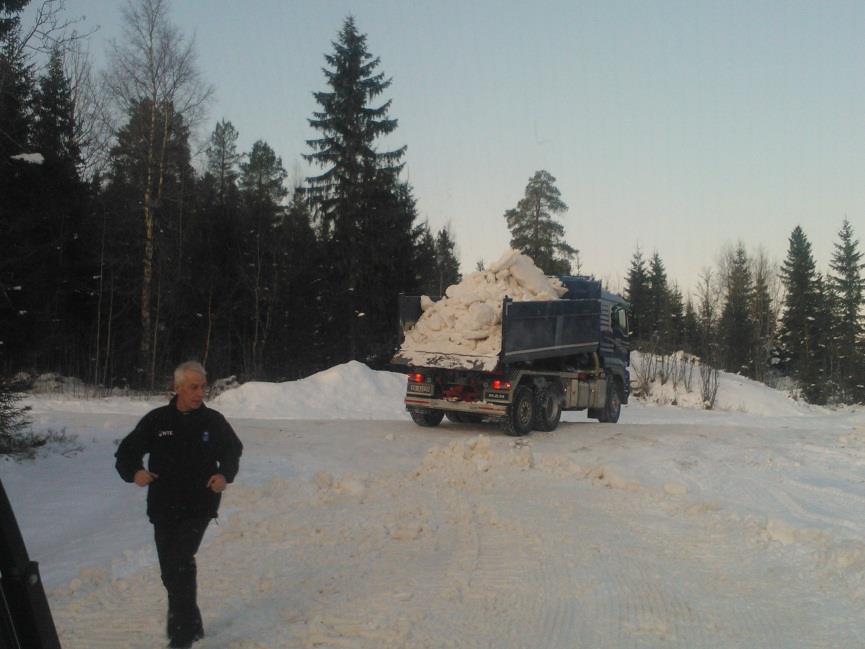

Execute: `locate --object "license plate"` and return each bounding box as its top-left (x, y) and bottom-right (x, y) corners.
top-left (407, 383), bottom-right (434, 396)
top-left (485, 391), bottom-right (509, 402)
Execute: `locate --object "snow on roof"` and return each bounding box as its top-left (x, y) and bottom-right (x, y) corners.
top-left (10, 152), bottom-right (44, 164)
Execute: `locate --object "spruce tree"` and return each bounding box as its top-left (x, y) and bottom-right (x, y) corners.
top-left (32, 47), bottom-right (80, 170)
top-left (778, 226), bottom-right (823, 402)
top-left (504, 170), bottom-right (576, 274)
top-left (750, 252), bottom-right (775, 383)
top-left (668, 283), bottom-right (685, 350)
top-left (828, 219), bottom-right (864, 401)
top-left (625, 247), bottom-right (650, 343)
top-left (304, 16), bottom-right (409, 361)
top-left (435, 226), bottom-right (461, 295)
top-left (0, 1), bottom-right (28, 41)
top-left (683, 297), bottom-right (700, 355)
top-left (411, 222), bottom-right (438, 296)
top-left (0, 25), bottom-right (32, 162)
top-left (719, 244), bottom-right (754, 376)
top-left (647, 252), bottom-right (670, 348)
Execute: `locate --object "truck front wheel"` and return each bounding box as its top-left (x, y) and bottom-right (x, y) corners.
top-left (597, 379), bottom-right (622, 423)
top-left (504, 386), bottom-right (534, 436)
top-left (410, 409), bottom-right (444, 427)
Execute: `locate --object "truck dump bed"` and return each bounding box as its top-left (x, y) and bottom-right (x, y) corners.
top-left (392, 292), bottom-right (603, 372)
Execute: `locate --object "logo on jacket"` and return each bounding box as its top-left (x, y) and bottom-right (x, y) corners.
top-left (202, 430), bottom-right (210, 443)
top-left (158, 430), bottom-right (173, 438)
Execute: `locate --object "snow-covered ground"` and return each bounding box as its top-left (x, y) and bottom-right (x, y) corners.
top-left (4, 361), bottom-right (865, 648)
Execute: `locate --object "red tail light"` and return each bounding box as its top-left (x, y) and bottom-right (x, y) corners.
top-left (491, 379), bottom-right (511, 390)
top-left (408, 373), bottom-right (424, 383)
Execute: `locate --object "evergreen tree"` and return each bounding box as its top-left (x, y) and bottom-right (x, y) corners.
top-left (683, 297), bottom-right (700, 355)
top-left (719, 243), bottom-right (754, 376)
top-left (411, 222), bottom-right (438, 296)
top-left (0, 25), bottom-right (32, 162)
top-left (0, 25), bottom-right (34, 370)
top-left (668, 283), bottom-right (685, 350)
top-left (238, 139), bottom-right (287, 377)
top-left (435, 226), bottom-right (461, 295)
top-left (303, 16), bottom-right (409, 362)
top-left (625, 247), bottom-right (650, 343)
top-left (828, 219), bottom-right (864, 401)
top-left (32, 46), bottom-right (80, 170)
top-left (778, 226), bottom-right (823, 402)
top-left (0, 1), bottom-right (28, 41)
top-left (750, 252), bottom-right (775, 383)
top-left (504, 170), bottom-right (576, 274)
top-left (206, 118), bottom-right (241, 208)
top-left (191, 119), bottom-right (244, 377)
top-left (646, 252), bottom-right (670, 348)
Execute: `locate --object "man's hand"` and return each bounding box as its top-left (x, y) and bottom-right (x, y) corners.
top-left (207, 473), bottom-right (227, 493)
top-left (133, 469), bottom-right (158, 486)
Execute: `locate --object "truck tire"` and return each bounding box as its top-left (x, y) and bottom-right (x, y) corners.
top-left (410, 409), bottom-right (444, 427)
top-left (533, 385), bottom-right (562, 432)
top-left (503, 386), bottom-right (534, 436)
top-left (597, 379), bottom-right (622, 423)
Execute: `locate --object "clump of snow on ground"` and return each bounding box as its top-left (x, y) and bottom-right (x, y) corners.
top-left (399, 249), bottom-right (566, 364)
top-left (630, 351), bottom-right (818, 417)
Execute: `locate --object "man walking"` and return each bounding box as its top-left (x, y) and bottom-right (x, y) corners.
top-left (116, 361), bottom-right (243, 648)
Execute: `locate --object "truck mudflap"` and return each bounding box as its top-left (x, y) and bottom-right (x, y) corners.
top-left (405, 396), bottom-right (508, 418)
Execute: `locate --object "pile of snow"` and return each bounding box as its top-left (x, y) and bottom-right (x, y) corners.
top-left (631, 351), bottom-right (819, 417)
top-left (398, 249), bottom-right (566, 369)
top-left (211, 361), bottom-right (408, 420)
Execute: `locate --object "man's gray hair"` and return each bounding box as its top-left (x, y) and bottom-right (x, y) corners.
top-left (174, 361), bottom-right (207, 387)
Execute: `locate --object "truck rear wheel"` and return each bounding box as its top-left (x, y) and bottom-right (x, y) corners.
top-left (533, 385), bottom-right (562, 432)
top-left (503, 386), bottom-right (534, 436)
top-left (410, 409), bottom-right (444, 427)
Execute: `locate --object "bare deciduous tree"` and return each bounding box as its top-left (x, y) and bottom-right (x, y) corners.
top-left (60, 39), bottom-right (110, 178)
top-left (103, 0), bottom-right (212, 386)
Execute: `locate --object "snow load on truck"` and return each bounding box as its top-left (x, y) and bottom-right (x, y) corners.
top-left (395, 249), bottom-right (567, 371)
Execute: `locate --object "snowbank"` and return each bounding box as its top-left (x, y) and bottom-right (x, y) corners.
top-left (631, 351), bottom-right (819, 417)
top-left (212, 360), bottom-right (408, 420)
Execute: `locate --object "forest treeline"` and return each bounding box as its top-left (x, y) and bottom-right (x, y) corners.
top-left (1, 3), bottom-right (461, 387)
top-left (623, 221), bottom-right (864, 405)
top-left (2, 1), bottom-right (863, 407)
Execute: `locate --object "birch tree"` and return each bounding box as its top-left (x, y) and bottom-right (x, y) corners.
top-left (103, 0), bottom-right (211, 386)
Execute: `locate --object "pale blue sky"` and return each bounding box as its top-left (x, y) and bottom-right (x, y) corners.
top-left (38, 1), bottom-right (865, 294)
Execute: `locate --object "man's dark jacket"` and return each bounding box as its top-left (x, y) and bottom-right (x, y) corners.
top-left (115, 398), bottom-right (243, 523)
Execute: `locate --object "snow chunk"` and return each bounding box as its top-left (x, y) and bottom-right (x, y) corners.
top-left (10, 152), bottom-right (44, 164)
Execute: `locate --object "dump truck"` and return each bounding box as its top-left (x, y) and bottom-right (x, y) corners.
top-left (391, 277), bottom-right (630, 436)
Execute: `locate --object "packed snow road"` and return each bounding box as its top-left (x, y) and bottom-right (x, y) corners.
top-left (4, 364), bottom-right (865, 648)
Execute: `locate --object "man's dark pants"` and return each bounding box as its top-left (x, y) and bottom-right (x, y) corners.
top-left (154, 517), bottom-right (210, 644)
